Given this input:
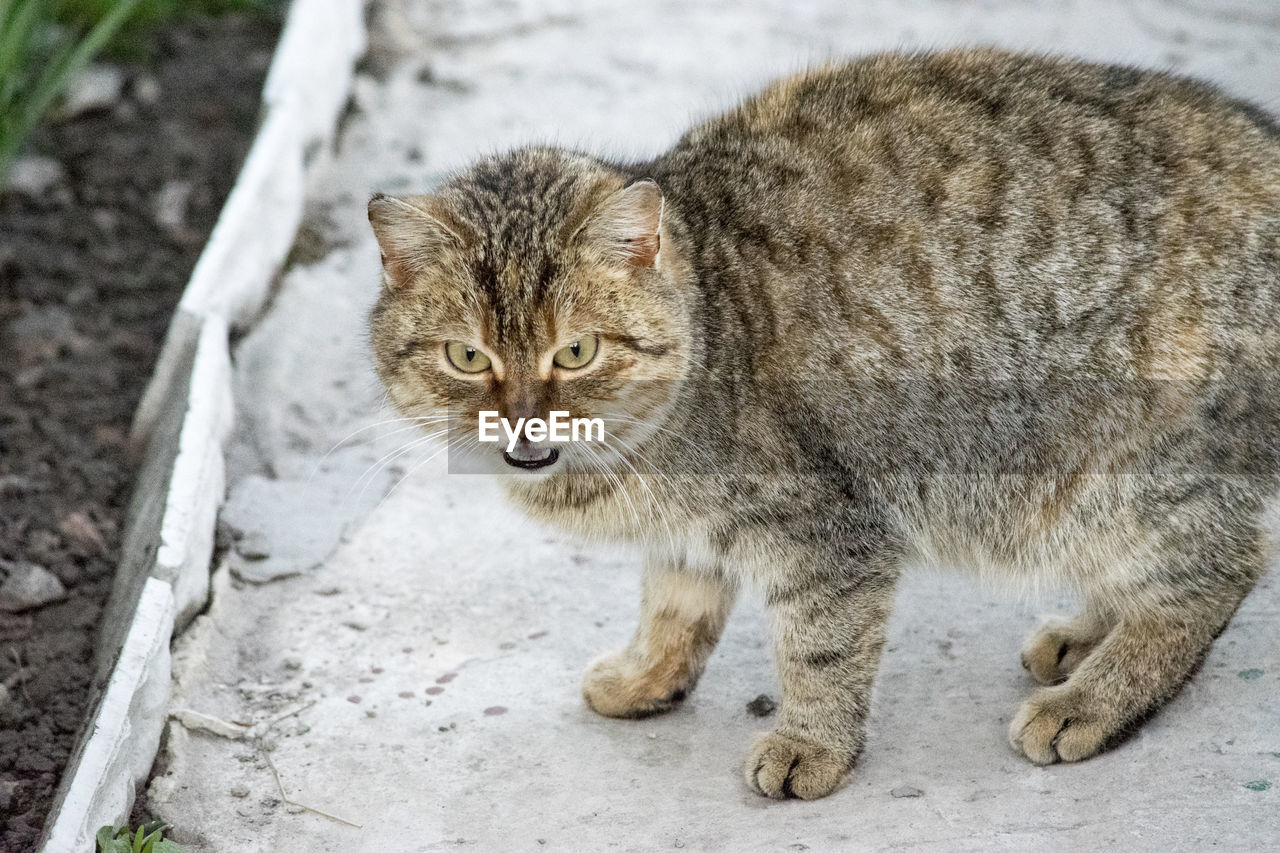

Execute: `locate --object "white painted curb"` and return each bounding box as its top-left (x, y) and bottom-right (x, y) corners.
top-left (39, 1), bottom-right (366, 847)
top-left (154, 316), bottom-right (234, 628)
top-left (178, 112), bottom-right (307, 326)
top-left (42, 579), bottom-right (176, 853)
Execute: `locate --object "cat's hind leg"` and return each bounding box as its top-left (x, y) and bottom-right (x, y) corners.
top-left (583, 560), bottom-right (735, 718)
top-left (1020, 610), bottom-right (1112, 685)
top-left (1010, 509), bottom-right (1265, 765)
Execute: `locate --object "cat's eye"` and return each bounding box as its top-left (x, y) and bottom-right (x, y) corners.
top-left (552, 335), bottom-right (598, 370)
top-left (445, 341), bottom-right (492, 374)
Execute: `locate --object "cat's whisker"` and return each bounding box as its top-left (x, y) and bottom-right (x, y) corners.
top-left (613, 439), bottom-right (684, 497)
top-left (345, 440), bottom-right (436, 513)
top-left (598, 414), bottom-right (707, 453)
top-left (371, 440), bottom-right (456, 514)
top-left (345, 427), bottom-right (451, 510)
top-left (591, 426), bottom-right (685, 498)
top-left (588, 434), bottom-right (682, 555)
top-left (349, 428), bottom-right (446, 490)
top-left (597, 439), bottom-right (680, 558)
top-left (306, 415), bottom-right (448, 485)
top-left (599, 418), bottom-right (719, 487)
top-left (578, 441), bottom-right (647, 544)
top-left (447, 436), bottom-right (486, 472)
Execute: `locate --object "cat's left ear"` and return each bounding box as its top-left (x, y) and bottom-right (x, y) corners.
top-left (367, 193), bottom-right (470, 289)
top-left (576, 179), bottom-right (664, 269)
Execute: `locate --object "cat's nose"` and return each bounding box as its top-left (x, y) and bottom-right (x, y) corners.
top-left (503, 394), bottom-right (543, 424)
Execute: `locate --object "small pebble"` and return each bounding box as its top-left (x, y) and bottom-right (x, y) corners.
top-left (346, 695), bottom-right (362, 704)
top-left (398, 691), bottom-right (414, 698)
top-left (483, 706), bottom-right (507, 716)
top-left (425, 686), bottom-right (444, 696)
top-left (59, 64), bottom-right (124, 118)
top-left (153, 179), bottom-right (193, 232)
top-left (283, 656), bottom-right (303, 671)
top-left (0, 780), bottom-right (18, 812)
top-left (229, 784), bottom-right (250, 798)
top-left (92, 425), bottom-right (126, 449)
top-left (746, 694), bottom-right (777, 717)
top-left (4, 155), bottom-right (65, 198)
top-left (0, 560), bottom-right (68, 612)
top-left (0, 476), bottom-right (36, 497)
top-left (890, 785), bottom-right (924, 798)
top-left (436, 673), bottom-right (456, 684)
top-left (58, 511), bottom-right (107, 555)
top-left (133, 73), bottom-right (161, 105)
top-left (91, 208), bottom-right (118, 233)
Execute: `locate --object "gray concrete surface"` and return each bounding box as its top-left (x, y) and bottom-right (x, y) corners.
top-left (147, 1), bottom-right (1280, 850)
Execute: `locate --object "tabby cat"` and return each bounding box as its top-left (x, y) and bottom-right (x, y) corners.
top-left (367, 48), bottom-right (1280, 799)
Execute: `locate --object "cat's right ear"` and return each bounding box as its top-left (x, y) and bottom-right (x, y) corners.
top-left (573, 179), bottom-right (665, 269)
top-left (367, 193), bottom-right (470, 289)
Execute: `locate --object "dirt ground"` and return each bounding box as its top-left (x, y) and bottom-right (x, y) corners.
top-left (0, 12), bottom-right (280, 847)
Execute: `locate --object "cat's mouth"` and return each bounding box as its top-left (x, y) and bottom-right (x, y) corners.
top-left (502, 447), bottom-right (560, 470)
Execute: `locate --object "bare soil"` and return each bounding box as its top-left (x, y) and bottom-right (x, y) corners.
top-left (0, 12), bottom-right (280, 847)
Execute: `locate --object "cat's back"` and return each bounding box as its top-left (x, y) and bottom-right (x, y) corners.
top-left (654, 48), bottom-right (1280, 379)
top-left (682, 47), bottom-right (1280, 203)
top-left (737, 48), bottom-right (1278, 147)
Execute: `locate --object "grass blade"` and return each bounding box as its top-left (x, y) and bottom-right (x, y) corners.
top-left (0, 0), bottom-right (145, 180)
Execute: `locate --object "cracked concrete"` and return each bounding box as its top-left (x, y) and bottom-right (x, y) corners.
top-left (146, 1), bottom-right (1279, 850)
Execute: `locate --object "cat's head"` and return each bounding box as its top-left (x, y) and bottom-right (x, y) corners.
top-left (368, 147), bottom-right (692, 477)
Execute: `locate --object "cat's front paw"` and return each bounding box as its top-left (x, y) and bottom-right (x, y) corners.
top-left (1020, 617), bottom-right (1105, 685)
top-left (582, 649), bottom-right (690, 719)
top-left (745, 731), bottom-right (851, 799)
top-left (1009, 684), bottom-right (1118, 764)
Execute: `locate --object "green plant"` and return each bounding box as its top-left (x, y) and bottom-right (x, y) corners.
top-left (54, 0), bottom-right (283, 61)
top-left (56, 0), bottom-right (276, 25)
top-left (96, 821), bottom-right (192, 853)
top-left (0, 0), bottom-right (145, 181)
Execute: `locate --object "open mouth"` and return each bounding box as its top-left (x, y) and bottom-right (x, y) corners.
top-left (502, 447), bottom-right (559, 470)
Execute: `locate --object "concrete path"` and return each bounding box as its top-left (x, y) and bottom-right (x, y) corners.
top-left (146, 1), bottom-right (1280, 850)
